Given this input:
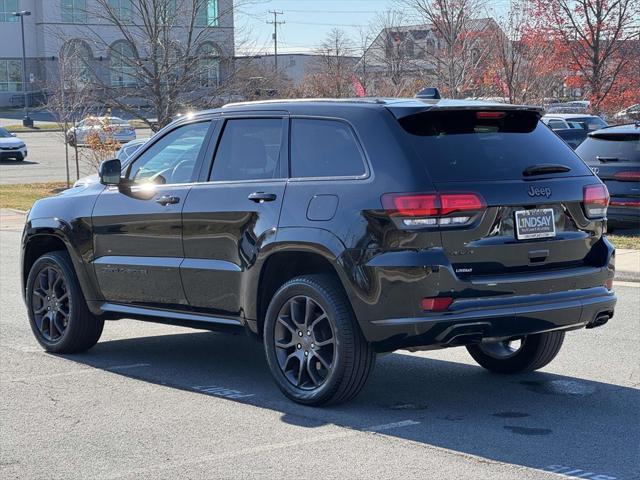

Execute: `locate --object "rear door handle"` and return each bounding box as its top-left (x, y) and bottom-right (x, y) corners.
top-left (155, 195), bottom-right (180, 206)
top-left (248, 192), bottom-right (277, 203)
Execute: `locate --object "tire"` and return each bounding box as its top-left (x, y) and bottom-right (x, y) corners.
top-left (264, 274), bottom-right (375, 406)
top-left (67, 133), bottom-right (76, 147)
top-left (466, 331), bottom-right (565, 374)
top-left (25, 250), bottom-right (104, 353)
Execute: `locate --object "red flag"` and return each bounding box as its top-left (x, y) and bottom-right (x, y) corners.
top-left (352, 76), bottom-right (366, 97)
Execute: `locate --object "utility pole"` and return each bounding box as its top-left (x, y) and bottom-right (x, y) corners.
top-left (13, 10), bottom-right (33, 127)
top-left (267, 11), bottom-right (285, 74)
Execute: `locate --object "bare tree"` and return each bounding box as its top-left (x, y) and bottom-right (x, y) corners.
top-left (44, 46), bottom-right (97, 184)
top-left (406, 0), bottom-right (490, 98)
top-left (533, 0), bottom-right (640, 112)
top-left (491, 1), bottom-right (561, 104)
top-left (314, 28), bottom-right (357, 98)
top-left (53, 0), bottom-right (248, 129)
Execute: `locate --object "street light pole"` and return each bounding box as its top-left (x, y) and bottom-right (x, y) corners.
top-left (13, 10), bottom-right (32, 128)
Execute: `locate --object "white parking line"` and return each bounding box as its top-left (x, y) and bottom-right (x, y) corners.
top-left (193, 385), bottom-right (255, 399)
top-left (366, 420), bottom-right (421, 432)
top-left (545, 464), bottom-right (617, 479)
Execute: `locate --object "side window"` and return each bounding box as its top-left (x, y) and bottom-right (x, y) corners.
top-left (127, 121), bottom-right (211, 184)
top-left (291, 119), bottom-right (366, 178)
top-left (210, 118), bottom-right (283, 181)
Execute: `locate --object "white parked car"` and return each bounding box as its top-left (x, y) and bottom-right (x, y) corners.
top-left (613, 104), bottom-right (640, 124)
top-left (542, 114), bottom-right (608, 131)
top-left (66, 116), bottom-right (136, 147)
top-left (73, 138), bottom-right (148, 187)
top-left (0, 127), bottom-right (27, 161)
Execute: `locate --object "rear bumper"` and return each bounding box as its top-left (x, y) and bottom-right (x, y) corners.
top-left (369, 286), bottom-right (616, 351)
top-left (346, 237), bottom-right (616, 351)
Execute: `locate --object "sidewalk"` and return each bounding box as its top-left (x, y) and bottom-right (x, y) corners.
top-left (1, 208), bottom-right (638, 281)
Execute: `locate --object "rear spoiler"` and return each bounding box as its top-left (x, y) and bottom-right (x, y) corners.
top-left (385, 100), bottom-right (544, 120)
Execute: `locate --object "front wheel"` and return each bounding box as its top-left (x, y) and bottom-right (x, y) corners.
top-left (466, 331), bottom-right (565, 374)
top-left (26, 251), bottom-right (104, 353)
top-left (264, 275), bottom-right (375, 406)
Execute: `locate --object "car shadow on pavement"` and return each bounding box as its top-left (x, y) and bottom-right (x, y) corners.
top-left (59, 330), bottom-right (639, 479)
top-left (0, 159), bottom-right (37, 165)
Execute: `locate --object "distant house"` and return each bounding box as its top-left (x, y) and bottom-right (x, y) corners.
top-left (358, 18), bottom-right (503, 90)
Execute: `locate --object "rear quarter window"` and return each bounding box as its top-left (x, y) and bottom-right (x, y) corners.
top-left (290, 118), bottom-right (366, 178)
top-left (399, 110), bottom-right (593, 182)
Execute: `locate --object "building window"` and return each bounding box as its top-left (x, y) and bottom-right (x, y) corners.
top-left (60, 40), bottom-right (92, 87)
top-left (195, 0), bottom-right (218, 27)
top-left (61, 0), bottom-right (86, 23)
top-left (197, 43), bottom-right (220, 87)
top-left (107, 0), bottom-right (133, 22)
top-left (0, 59), bottom-right (21, 91)
top-left (110, 41), bottom-right (137, 87)
top-left (1, 0), bottom-right (19, 22)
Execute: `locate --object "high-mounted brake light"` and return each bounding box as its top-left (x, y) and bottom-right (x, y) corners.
top-left (583, 184), bottom-right (609, 219)
top-left (476, 111), bottom-right (506, 119)
top-left (382, 192), bottom-right (485, 227)
top-left (613, 171), bottom-right (640, 182)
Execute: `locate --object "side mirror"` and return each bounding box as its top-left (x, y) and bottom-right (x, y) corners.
top-left (99, 158), bottom-right (122, 185)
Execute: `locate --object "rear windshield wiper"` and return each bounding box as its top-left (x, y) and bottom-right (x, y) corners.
top-left (522, 164), bottom-right (572, 177)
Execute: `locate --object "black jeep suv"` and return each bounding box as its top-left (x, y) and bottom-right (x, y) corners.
top-left (21, 99), bottom-right (616, 405)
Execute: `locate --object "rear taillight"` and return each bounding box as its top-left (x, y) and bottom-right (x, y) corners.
top-left (613, 171), bottom-right (640, 182)
top-left (382, 192), bottom-right (485, 227)
top-left (583, 184), bottom-right (609, 219)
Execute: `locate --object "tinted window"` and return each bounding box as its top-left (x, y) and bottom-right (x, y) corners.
top-left (210, 118), bottom-right (283, 181)
top-left (399, 110), bottom-right (592, 181)
top-left (547, 119), bottom-right (566, 130)
top-left (127, 121), bottom-right (210, 184)
top-left (576, 136), bottom-right (640, 164)
top-left (572, 116), bottom-right (607, 131)
top-left (291, 119), bottom-right (366, 178)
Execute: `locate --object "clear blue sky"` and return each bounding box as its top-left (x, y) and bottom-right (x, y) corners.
top-left (235, 0), bottom-right (510, 55)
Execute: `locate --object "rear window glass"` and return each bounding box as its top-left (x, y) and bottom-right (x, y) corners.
top-left (291, 119), bottom-right (366, 178)
top-left (399, 110), bottom-right (592, 182)
top-left (576, 136), bottom-right (640, 163)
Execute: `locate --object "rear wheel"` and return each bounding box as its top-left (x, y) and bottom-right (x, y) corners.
top-left (26, 251), bottom-right (103, 353)
top-left (264, 274), bottom-right (375, 406)
top-left (466, 331), bottom-right (565, 374)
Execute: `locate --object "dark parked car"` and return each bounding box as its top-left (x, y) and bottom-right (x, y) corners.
top-left (20, 99), bottom-right (616, 405)
top-left (576, 123), bottom-right (640, 230)
top-left (553, 128), bottom-right (588, 149)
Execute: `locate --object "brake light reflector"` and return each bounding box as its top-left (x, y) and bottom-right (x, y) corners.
top-left (583, 184), bottom-right (609, 218)
top-left (421, 297), bottom-right (453, 312)
top-left (613, 171), bottom-right (640, 182)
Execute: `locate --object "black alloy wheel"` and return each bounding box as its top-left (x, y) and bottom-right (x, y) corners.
top-left (274, 295), bottom-right (336, 390)
top-left (264, 274), bottom-right (376, 406)
top-left (26, 251), bottom-right (104, 353)
top-left (31, 265), bottom-right (70, 341)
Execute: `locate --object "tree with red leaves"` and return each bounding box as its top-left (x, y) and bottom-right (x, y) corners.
top-left (532, 0), bottom-right (640, 113)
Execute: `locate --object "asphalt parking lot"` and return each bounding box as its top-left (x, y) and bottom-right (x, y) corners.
top-left (1, 217), bottom-right (639, 479)
top-left (0, 130), bottom-right (152, 184)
